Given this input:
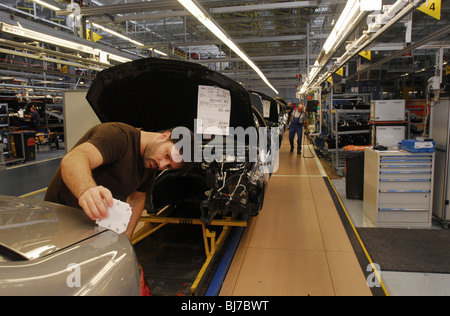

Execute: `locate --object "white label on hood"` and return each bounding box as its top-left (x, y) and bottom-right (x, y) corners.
top-left (197, 85), bottom-right (231, 135)
top-left (263, 100), bottom-right (271, 118)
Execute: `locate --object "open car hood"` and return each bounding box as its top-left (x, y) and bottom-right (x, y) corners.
top-left (0, 196), bottom-right (103, 261)
top-left (249, 90), bottom-right (280, 123)
top-left (86, 58), bottom-right (255, 133)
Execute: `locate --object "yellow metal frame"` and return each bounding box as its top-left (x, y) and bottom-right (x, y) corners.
top-left (132, 213), bottom-right (247, 295)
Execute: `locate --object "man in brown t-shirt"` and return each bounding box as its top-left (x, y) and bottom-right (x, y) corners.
top-left (45, 122), bottom-right (186, 239)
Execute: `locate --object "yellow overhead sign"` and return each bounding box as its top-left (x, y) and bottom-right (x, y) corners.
top-left (418, 0), bottom-right (441, 20)
top-left (86, 29), bottom-right (103, 42)
top-left (359, 51), bottom-right (372, 61)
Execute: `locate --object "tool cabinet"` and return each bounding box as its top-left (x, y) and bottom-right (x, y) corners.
top-left (363, 148), bottom-right (434, 228)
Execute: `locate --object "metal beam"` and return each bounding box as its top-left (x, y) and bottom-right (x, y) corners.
top-left (190, 54), bottom-right (318, 63)
top-left (0, 11), bottom-right (137, 61)
top-left (0, 47), bottom-right (105, 72)
top-left (57, 1), bottom-right (180, 17)
top-left (0, 38), bottom-right (111, 68)
top-left (58, 0), bottom-right (346, 18)
top-left (319, 0), bottom-right (429, 86)
top-left (347, 25), bottom-right (450, 81)
top-left (148, 34), bottom-right (327, 48)
top-left (0, 62), bottom-right (95, 80)
top-left (210, 0), bottom-right (347, 14)
top-left (92, 10), bottom-right (190, 23)
top-left (225, 72), bottom-right (301, 79)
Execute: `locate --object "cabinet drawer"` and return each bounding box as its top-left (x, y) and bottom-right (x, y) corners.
top-left (381, 155), bottom-right (433, 161)
top-left (378, 209), bottom-right (430, 224)
top-left (381, 157), bottom-right (432, 163)
top-left (380, 166), bottom-right (432, 174)
top-left (379, 191), bottom-right (431, 209)
top-left (379, 171), bottom-right (432, 181)
top-left (379, 179), bottom-right (432, 191)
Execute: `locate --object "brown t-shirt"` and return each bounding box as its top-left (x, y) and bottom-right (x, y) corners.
top-left (45, 122), bottom-right (156, 209)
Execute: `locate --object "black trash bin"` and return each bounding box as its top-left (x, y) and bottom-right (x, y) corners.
top-left (343, 145), bottom-right (371, 200)
top-left (10, 131), bottom-right (36, 162)
top-left (23, 131), bottom-right (36, 161)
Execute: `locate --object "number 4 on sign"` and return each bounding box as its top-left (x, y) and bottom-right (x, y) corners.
top-left (418, 0), bottom-right (441, 20)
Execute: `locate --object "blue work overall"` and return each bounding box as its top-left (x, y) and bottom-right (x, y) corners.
top-left (289, 110), bottom-right (306, 154)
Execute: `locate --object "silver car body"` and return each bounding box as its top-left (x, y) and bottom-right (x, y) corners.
top-left (0, 195), bottom-right (142, 296)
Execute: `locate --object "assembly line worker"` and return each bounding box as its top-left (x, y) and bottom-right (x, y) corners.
top-left (27, 105), bottom-right (41, 132)
top-left (45, 122), bottom-right (189, 239)
top-left (289, 104), bottom-right (307, 155)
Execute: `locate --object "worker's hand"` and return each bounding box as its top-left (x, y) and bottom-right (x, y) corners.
top-left (78, 186), bottom-right (114, 221)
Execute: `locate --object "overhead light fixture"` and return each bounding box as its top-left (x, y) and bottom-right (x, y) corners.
top-left (1, 22), bottom-right (131, 64)
top-left (178, 0), bottom-right (279, 95)
top-left (91, 23), bottom-right (145, 47)
top-left (149, 48), bottom-right (168, 57)
top-left (91, 23), bottom-right (168, 57)
top-left (323, 0), bottom-right (364, 54)
top-left (301, 0), bottom-right (382, 97)
top-left (29, 0), bottom-right (61, 12)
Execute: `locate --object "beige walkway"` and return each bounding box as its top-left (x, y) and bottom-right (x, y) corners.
top-left (220, 138), bottom-right (372, 296)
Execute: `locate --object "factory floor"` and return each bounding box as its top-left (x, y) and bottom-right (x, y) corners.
top-left (1, 138), bottom-right (377, 296)
top-left (219, 138), bottom-right (374, 296)
top-left (4, 136), bottom-right (450, 296)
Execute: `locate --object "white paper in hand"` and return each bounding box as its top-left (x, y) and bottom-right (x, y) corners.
top-left (96, 199), bottom-right (132, 235)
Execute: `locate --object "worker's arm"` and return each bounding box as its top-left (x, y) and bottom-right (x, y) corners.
top-left (60, 142), bottom-right (113, 221)
top-left (125, 191), bottom-right (147, 240)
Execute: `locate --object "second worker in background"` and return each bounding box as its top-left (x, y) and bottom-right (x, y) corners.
top-left (289, 104), bottom-right (307, 155)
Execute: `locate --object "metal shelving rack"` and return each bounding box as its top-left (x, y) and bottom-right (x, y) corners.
top-left (0, 103), bottom-right (25, 164)
top-left (323, 92), bottom-right (372, 174)
top-left (332, 109), bottom-right (371, 172)
top-left (0, 104), bottom-right (8, 128)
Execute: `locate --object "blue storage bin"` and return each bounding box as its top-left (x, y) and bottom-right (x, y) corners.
top-left (399, 139), bottom-right (435, 153)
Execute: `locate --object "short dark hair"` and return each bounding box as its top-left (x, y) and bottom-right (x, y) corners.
top-left (160, 127), bottom-right (195, 175)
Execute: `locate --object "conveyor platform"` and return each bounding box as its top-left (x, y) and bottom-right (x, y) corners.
top-left (219, 139), bottom-right (383, 296)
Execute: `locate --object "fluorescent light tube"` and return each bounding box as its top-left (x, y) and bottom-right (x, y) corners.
top-left (29, 0), bottom-right (61, 12)
top-left (323, 0), bottom-right (361, 54)
top-left (1, 22), bottom-right (132, 64)
top-left (360, 0), bottom-right (382, 11)
top-left (150, 48), bottom-right (168, 57)
top-left (301, 0), bottom-right (368, 96)
top-left (178, 0), bottom-right (279, 95)
top-left (92, 23), bottom-right (144, 47)
top-left (2, 23), bottom-right (96, 54)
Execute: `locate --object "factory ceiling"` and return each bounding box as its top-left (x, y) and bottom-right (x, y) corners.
top-left (0, 0), bottom-right (448, 99)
